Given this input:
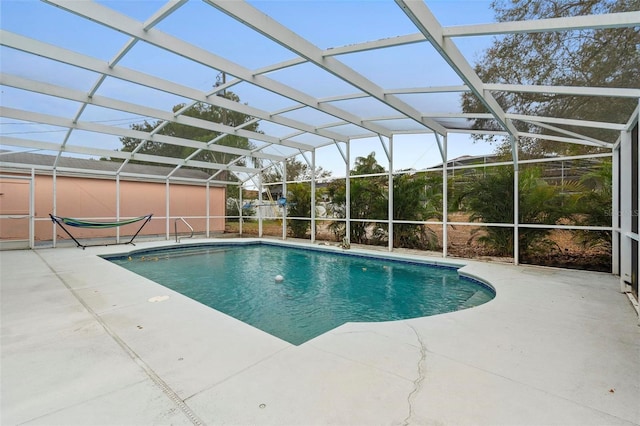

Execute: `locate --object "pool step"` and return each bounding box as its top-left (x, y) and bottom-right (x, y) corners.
top-left (459, 289), bottom-right (492, 309)
top-left (135, 248), bottom-right (228, 260)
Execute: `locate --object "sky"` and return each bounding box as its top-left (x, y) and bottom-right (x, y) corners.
top-left (0, 0), bottom-right (501, 178)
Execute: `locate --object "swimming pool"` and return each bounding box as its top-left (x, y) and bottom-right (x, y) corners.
top-left (105, 242), bottom-right (494, 345)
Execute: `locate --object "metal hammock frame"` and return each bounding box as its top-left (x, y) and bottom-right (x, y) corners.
top-left (49, 213), bottom-right (153, 249)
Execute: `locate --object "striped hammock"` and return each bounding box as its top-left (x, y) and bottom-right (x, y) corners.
top-left (49, 213), bottom-right (154, 249)
top-left (52, 214), bottom-right (153, 229)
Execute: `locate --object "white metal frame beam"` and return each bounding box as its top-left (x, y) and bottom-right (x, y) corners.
top-left (42, 0), bottom-right (394, 139)
top-left (0, 136), bottom-right (258, 174)
top-left (521, 121), bottom-right (612, 147)
top-left (0, 0), bottom-right (636, 269)
top-left (52, 0), bottom-right (190, 170)
top-left (0, 106), bottom-right (262, 172)
top-left (486, 83), bottom-right (640, 99)
top-left (0, 73), bottom-right (295, 159)
top-left (205, 0), bottom-right (448, 136)
top-left (506, 113), bottom-right (627, 131)
top-left (443, 11), bottom-right (640, 37)
top-left (394, 0), bottom-right (521, 166)
top-left (0, 31), bottom-right (346, 146)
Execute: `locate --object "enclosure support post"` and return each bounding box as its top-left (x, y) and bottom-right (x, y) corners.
top-left (346, 140), bottom-right (351, 243)
top-left (238, 183), bottom-right (243, 236)
top-left (116, 174), bottom-right (120, 244)
top-left (258, 173), bottom-right (263, 238)
top-left (165, 179), bottom-right (170, 240)
top-left (29, 168), bottom-right (34, 249)
top-left (619, 122), bottom-right (634, 291)
top-left (311, 149), bottom-right (316, 243)
top-left (635, 104), bottom-right (640, 301)
top-left (441, 133), bottom-right (448, 258)
top-left (282, 160), bottom-right (287, 240)
top-left (387, 136), bottom-right (394, 252)
top-left (613, 142), bottom-right (620, 276)
top-left (206, 181), bottom-right (210, 238)
top-left (513, 136), bottom-right (520, 266)
top-left (52, 169), bottom-right (57, 248)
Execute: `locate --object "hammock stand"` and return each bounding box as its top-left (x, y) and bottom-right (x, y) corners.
top-left (49, 213), bottom-right (153, 249)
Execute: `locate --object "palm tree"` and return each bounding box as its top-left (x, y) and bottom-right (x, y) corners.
top-left (453, 166), bottom-right (569, 257)
top-left (392, 172), bottom-right (441, 250)
top-left (286, 182), bottom-right (313, 238)
top-left (570, 160), bottom-right (613, 249)
top-left (327, 152), bottom-right (388, 244)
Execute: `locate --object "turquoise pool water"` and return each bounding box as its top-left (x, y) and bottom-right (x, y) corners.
top-left (106, 243), bottom-right (494, 345)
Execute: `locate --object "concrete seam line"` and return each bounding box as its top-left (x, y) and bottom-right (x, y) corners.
top-left (35, 250), bottom-right (207, 426)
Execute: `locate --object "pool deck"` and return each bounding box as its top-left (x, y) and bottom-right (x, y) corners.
top-left (1, 238), bottom-right (639, 425)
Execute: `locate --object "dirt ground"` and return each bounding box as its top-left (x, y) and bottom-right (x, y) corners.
top-left (225, 214), bottom-right (611, 272)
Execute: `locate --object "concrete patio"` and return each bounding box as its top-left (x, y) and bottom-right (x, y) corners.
top-left (1, 239), bottom-right (638, 425)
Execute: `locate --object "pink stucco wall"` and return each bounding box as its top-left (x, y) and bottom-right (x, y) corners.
top-left (0, 174), bottom-right (225, 242)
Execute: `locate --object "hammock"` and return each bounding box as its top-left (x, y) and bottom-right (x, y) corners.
top-left (49, 213), bottom-right (153, 249)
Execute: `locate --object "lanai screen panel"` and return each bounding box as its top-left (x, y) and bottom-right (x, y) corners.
top-left (0, 0), bottom-right (638, 181)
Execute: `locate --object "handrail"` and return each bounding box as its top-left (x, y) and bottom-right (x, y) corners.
top-left (174, 217), bottom-right (194, 243)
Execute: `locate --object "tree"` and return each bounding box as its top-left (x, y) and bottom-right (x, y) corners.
top-left (226, 187), bottom-right (255, 222)
top-left (118, 92), bottom-right (260, 172)
top-left (463, 0), bottom-right (640, 156)
top-left (262, 157), bottom-right (332, 183)
top-left (260, 158), bottom-right (332, 238)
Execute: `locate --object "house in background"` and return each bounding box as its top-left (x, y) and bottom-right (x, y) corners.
top-left (0, 151), bottom-right (226, 248)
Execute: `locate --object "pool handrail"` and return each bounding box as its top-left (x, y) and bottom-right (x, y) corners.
top-left (174, 217), bottom-right (194, 243)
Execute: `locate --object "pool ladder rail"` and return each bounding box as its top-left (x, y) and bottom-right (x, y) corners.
top-left (174, 217), bottom-right (194, 243)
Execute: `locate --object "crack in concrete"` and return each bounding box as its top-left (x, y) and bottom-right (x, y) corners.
top-left (402, 323), bottom-right (427, 426)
